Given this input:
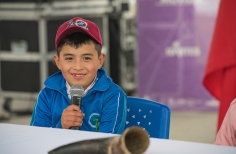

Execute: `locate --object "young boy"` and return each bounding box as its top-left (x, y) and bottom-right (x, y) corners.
top-left (30, 17), bottom-right (127, 134)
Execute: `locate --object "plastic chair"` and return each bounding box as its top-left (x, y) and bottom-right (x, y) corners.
top-left (125, 96), bottom-right (171, 139)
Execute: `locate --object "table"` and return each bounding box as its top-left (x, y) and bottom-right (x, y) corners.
top-left (0, 123), bottom-right (235, 154)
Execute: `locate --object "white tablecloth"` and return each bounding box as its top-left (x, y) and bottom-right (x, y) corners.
top-left (0, 123), bottom-right (235, 154)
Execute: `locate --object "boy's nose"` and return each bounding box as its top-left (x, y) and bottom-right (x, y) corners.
top-left (73, 60), bottom-right (84, 70)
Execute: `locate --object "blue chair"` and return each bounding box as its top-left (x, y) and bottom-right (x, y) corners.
top-left (125, 96), bottom-right (171, 139)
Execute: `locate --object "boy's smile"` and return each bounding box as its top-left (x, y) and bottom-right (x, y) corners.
top-left (54, 42), bottom-right (105, 90)
top-left (72, 73), bottom-right (85, 79)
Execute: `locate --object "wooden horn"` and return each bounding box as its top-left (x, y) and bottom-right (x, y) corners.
top-left (48, 126), bottom-right (150, 154)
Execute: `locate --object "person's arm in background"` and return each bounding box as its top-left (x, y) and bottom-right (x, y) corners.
top-left (214, 98), bottom-right (236, 146)
top-left (98, 91), bottom-right (127, 134)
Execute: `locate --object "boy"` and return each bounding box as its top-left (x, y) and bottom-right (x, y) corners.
top-left (30, 17), bottom-right (127, 134)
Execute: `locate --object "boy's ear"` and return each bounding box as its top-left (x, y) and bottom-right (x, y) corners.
top-left (98, 53), bottom-right (106, 69)
top-left (54, 54), bottom-right (61, 70)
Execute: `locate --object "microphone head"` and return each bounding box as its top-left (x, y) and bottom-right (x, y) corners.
top-left (70, 84), bottom-right (84, 97)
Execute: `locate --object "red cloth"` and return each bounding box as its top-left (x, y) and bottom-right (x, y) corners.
top-left (203, 0), bottom-right (236, 131)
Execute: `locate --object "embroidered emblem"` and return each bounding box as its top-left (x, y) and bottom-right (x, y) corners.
top-left (67, 19), bottom-right (74, 28)
top-left (75, 20), bottom-right (88, 30)
top-left (67, 19), bottom-right (88, 30)
top-left (88, 113), bottom-right (100, 128)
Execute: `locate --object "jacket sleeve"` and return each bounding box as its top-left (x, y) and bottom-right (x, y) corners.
top-left (30, 89), bottom-right (62, 128)
top-left (214, 98), bottom-right (236, 146)
top-left (98, 91), bottom-right (127, 134)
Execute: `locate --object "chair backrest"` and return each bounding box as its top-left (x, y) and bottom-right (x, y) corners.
top-left (125, 96), bottom-right (171, 139)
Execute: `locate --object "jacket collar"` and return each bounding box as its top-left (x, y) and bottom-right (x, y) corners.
top-left (44, 67), bottom-right (111, 95)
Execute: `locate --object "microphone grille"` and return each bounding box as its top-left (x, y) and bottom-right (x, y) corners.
top-left (70, 84), bottom-right (84, 97)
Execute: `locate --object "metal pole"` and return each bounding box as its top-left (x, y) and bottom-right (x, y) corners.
top-left (38, 18), bottom-right (48, 89)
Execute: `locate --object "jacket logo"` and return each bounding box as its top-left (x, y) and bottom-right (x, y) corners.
top-left (88, 113), bottom-right (100, 129)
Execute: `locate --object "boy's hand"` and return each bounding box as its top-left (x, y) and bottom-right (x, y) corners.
top-left (61, 104), bottom-right (85, 129)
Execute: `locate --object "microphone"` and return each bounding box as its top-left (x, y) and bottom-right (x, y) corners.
top-left (69, 84), bottom-right (84, 130)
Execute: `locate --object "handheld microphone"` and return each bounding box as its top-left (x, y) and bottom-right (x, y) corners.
top-left (69, 84), bottom-right (84, 130)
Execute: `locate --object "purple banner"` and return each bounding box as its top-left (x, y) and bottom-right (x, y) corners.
top-left (137, 0), bottom-right (220, 110)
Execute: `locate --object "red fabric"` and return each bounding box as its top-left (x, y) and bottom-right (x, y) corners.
top-left (55, 17), bottom-right (102, 50)
top-left (203, 0), bottom-right (236, 131)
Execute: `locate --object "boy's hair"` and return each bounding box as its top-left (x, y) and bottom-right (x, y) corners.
top-left (55, 17), bottom-right (102, 54)
top-left (57, 32), bottom-right (102, 57)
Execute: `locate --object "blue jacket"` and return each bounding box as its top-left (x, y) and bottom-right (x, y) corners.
top-left (30, 67), bottom-right (127, 134)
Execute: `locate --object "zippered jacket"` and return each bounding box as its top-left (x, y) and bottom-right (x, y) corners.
top-left (30, 67), bottom-right (127, 134)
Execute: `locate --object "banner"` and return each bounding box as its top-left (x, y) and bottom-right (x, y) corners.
top-left (137, 0), bottom-right (220, 110)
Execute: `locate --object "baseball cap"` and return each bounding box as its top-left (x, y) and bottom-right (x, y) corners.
top-left (55, 17), bottom-right (102, 50)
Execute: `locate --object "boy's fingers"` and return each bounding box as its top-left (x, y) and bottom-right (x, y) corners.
top-left (72, 121), bottom-right (83, 127)
top-left (63, 110), bottom-right (84, 117)
top-left (62, 116), bottom-right (83, 128)
top-left (65, 104), bottom-right (81, 111)
top-left (68, 116), bottom-right (83, 122)
top-left (61, 105), bottom-right (85, 129)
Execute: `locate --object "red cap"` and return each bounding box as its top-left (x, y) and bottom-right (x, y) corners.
top-left (55, 17), bottom-right (102, 50)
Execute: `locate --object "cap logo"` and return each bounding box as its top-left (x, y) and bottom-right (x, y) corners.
top-left (67, 19), bottom-right (88, 30)
top-left (76, 20), bottom-right (88, 30)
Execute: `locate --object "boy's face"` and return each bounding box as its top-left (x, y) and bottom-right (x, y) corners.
top-left (54, 42), bottom-right (105, 90)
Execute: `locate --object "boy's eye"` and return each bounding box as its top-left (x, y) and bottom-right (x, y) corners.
top-left (84, 57), bottom-right (91, 60)
top-left (65, 57), bottom-right (73, 60)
